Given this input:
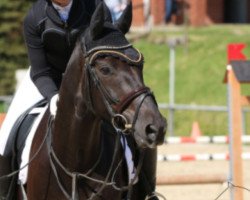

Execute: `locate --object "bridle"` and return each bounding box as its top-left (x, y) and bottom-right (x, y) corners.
top-left (48, 47), bottom-right (159, 200)
top-left (84, 48), bottom-right (157, 133)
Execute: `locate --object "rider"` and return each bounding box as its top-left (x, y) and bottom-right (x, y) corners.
top-left (0, 0), bottom-right (100, 197)
top-left (0, 0), bottom-right (159, 199)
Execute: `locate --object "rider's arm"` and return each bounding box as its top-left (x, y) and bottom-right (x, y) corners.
top-left (23, 8), bottom-right (59, 101)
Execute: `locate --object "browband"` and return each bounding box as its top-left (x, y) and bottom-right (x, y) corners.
top-left (87, 48), bottom-right (144, 67)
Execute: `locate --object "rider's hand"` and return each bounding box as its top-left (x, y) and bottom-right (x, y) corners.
top-left (50, 94), bottom-right (59, 117)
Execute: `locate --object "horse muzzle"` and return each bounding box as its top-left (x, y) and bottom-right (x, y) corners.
top-left (133, 116), bottom-right (167, 149)
top-left (145, 117), bottom-right (167, 147)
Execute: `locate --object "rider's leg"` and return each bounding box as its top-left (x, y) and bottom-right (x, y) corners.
top-left (0, 68), bottom-right (43, 197)
top-left (0, 68), bottom-right (43, 156)
top-left (0, 155), bottom-right (11, 198)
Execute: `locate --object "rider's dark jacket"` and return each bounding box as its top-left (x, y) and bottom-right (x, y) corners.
top-left (23, 0), bottom-right (100, 100)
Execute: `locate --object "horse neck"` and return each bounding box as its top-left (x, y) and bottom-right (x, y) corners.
top-left (51, 43), bottom-right (102, 171)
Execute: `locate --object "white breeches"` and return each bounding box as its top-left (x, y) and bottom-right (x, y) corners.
top-left (0, 68), bottom-right (44, 155)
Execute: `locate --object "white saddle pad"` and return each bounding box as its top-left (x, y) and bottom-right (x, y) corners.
top-left (18, 106), bottom-right (48, 184)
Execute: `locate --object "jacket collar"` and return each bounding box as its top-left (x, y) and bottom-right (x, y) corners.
top-left (46, 0), bottom-right (88, 28)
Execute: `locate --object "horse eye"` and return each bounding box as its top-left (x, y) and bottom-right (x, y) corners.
top-left (99, 66), bottom-right (112, 75)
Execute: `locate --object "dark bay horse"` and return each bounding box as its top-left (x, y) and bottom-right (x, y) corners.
top-left (25, 2), bottom-right (167, 200)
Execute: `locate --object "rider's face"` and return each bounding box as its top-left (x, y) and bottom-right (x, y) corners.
top-left (52, 0), bottom-right (71, 7)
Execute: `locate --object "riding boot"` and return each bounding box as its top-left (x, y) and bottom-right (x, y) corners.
top-left (0, 155), bottom-right (11, 199)
top-left (138, 148), bottom-right (159, 200)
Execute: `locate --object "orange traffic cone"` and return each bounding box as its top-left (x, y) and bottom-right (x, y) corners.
top-left (0, 113), bottom-right (6, 128)
top-left (190, 121), bottom-right (202, 138)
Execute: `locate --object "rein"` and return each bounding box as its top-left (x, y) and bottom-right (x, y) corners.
top-left (48, 122), bottom-right (145, 200)
top-left (48, 124), bottom-right (120, 200)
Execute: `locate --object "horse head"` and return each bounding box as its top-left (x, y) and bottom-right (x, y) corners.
top-left (77, 2), bottom-right (167, 149)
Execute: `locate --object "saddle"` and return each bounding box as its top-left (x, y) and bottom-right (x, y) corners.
top-left (4, 100), bottom-right (47, 159)
top-left (3, 99), bottom-right (47, 200)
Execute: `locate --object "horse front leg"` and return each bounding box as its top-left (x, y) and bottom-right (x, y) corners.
top-left (130, 148), bottom-right (158, 200)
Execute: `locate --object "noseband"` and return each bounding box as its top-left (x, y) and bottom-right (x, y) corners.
top-left (84, 48), bottom-right (157, 133)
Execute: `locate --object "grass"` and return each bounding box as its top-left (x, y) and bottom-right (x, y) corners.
top-left (132, 25), bottom-right (250, 136)
top-left (0, 103), bottom-right (5, 113)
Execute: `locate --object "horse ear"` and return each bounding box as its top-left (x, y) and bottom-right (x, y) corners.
top-left (103, 2), bottom-right (113, 22)
top-left (114, 2), bottom-right (132, 34)
top-left (89, 2), bottom-right (105, 40)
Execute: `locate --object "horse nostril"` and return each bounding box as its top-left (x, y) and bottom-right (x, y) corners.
top-left (146, 124), bottom-right (157, 133)
top-left (145, 124), bottom-right (157, 143)
top-left (147, 133), bottom-right (157, 143)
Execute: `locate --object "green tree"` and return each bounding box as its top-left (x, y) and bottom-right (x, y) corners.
top-left (0, 0), bottom-right (33, 95)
